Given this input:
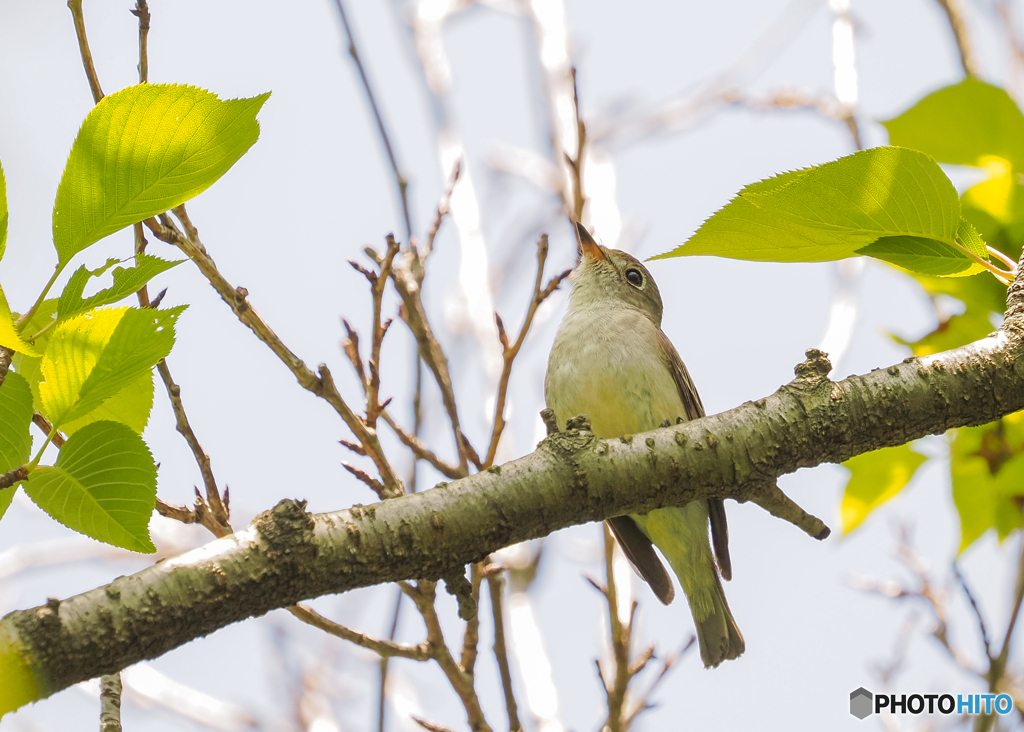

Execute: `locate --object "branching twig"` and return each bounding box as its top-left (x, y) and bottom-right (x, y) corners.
top-left (483, 234), bottom-right (571, 468)
top-left (142, 213), bottom-right (404, 497)
top-left (360, 236), bottom-right (401, 426)
top-left (404, 581), bottom-right (493, 732)
top-left (623, 642), bottom-right (690, 726)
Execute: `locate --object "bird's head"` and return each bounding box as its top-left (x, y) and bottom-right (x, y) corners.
top-left (570, 222), bottom-right (664, 325)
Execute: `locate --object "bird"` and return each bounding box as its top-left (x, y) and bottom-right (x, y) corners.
top-left (544, 222), bottom-right (744, 668)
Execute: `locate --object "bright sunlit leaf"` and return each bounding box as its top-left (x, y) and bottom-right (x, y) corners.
top-left (57, 254), bottom-right (185, 322)
top-left (891, 310), bottom-right (995, 357)
top-left (883, 78), bottom-right (1024, 169)
top-left (0, 286), bottom-right (40, 358)
top-left (658, 147), bottom-right (984, 277)
top-left (0, 157), bottom-right (8, 262)
top-left (0, 372), bottom-right (33, 523)
top-left (53, 84), bottom-right (270, 264)
top-left (951, 413), bottom-right (1024, 552)
top-left (38, 306), bottom-right (184, 428)
top-left (25, 420), bottom-right (157, 552)
top-left (841, 443), bottom-right (927, 533)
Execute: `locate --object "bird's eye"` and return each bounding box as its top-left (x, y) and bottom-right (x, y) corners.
top-left (625, 268), bottom-right (643, 288)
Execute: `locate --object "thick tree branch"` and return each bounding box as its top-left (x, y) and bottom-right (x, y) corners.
top-left (3, 322), bottom-right (1024, 711)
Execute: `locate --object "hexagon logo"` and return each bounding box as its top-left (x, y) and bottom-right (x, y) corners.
top-left (850, 687), bottom-right (873, 719)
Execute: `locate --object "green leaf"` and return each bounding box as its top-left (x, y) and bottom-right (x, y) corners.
top-left (0, 156), bottom-right (8, 262)
top-left (59, 369), bottom-right (153, 436)
top-left (38, 305), bottom-right (184, 428)
top-left (882, 78), bottom-right (1024, 170)
top-left (57, 254), bottom-right (184, 321)
top-left (0, 372), bottom-right (34, 522)
top-left (0, 285), bottom-right (40, 357)
top-left (891, 310), bottom-right (995, 357)
top-left (53, 84), bottom-right (270, 264)
top-left (855, 233), bottom-right (979, 277)
top-left (658, 147), bottom-right (972, 276)
top-left (24, 420), bottom-right (156, 552)
top-left (951, 414), bottom-right (1024, 552)
top-left (840, 443), bottom-right (928, 533)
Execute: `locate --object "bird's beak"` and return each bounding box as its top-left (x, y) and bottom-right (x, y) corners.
top-left (576, 222), bottom-right (608, 262)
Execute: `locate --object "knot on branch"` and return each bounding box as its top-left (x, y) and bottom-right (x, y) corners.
top-left (442, 566), bottom-right (477, 621)
top-left (793, 348), bottom-right (832, 381)
top-left (253, 499), bottom-right (317, 562)
top-left (565, 414), bottom-right (592, 432)
top-left (540, 408), bottom-right (559, 435)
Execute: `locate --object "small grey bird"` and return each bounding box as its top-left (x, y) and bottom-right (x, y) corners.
top-left (545, 223), bottom-right (743, 668)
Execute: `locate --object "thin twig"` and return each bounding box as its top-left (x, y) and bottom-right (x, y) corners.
top-left (363, 236), bottom-right (401, 426)
top-left (564, 67), bottom-right (587, 224)
top-left (623, 642), bottom-right (690, 726)
top-left (380, 411), bottom-right (462, 479)
top-left (953, 563), bottom-right (993, 660)
top-left (483, 234), bottom-right (570, 467)
top-left (460, 563), bottom-right (484, 677)
top-left (129, 0), bottom-right (150, 84)
top-left (67, 0), bottom-right (104, 104)
top-left (286, 605), bottom-right (429, 660)
top-left (155, 361), bottom-right (230, 527)
top-left (411, 718), bottom-right (459, 732)
top-left (487, 568), bottom-right (521, 732)
top-left (99, 673), bottom-right (123, 732)
top-left (418, 160), bottom-right (461, 263)
top-left (376, 588), bottom-right (405, 732)
top-left (934, 0), bottom-right (978, 77)
top-left (599, 524), bottom-right (632, 732)
top-left (333, 0), bottom-right (412, 246)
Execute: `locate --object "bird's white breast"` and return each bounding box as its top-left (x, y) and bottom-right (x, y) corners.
top-left (545, 304), bottom-right (687, 439)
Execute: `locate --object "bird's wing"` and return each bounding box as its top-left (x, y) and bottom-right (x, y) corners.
top-left (607, 515), bottom-right (675, 604)
top-left (657, 329), bottom-right (732, 581)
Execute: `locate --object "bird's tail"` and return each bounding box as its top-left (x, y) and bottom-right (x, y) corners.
top-left (639, 503), bottom-right (744, 668)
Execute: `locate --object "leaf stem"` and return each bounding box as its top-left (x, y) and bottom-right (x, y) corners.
top-left (17, 265), bottom-right (64, 330)
top-left (29, 430), bottom-right (56, 468)
top-left (950, 240), bottom-right (1013, 285)
top-left (988, 245), bottom-right (1019, 273)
